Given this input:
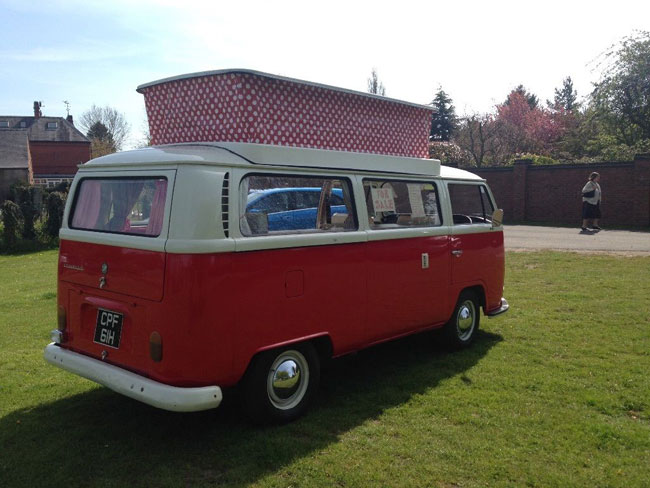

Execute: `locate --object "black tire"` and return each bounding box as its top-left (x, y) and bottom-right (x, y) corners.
top-left (443, 290), bottom-right (480, 349)
top-left (242, 343), bottom-right (320, 424)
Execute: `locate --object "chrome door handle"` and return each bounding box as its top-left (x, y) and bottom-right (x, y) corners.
top-left (452, 250), bottom-right (463, 257)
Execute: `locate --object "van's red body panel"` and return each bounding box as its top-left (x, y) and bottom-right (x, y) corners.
top-left (57, 230), bottom-right (504, 389)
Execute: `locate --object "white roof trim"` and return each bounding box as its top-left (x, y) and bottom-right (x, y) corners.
top-left (85, 142), bottom-right (441, 177)
top-left (81, 142), bottom-right (483, 180)
top-left (136, 68), bottom-right (434, 111)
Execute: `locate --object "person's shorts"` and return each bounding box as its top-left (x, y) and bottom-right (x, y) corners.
top-left (582, 201), bottom-right (601, 219)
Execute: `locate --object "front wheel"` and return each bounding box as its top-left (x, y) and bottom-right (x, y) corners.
top-left (443, 290), bottom-right (480, 349)
top-left (242, 343), bottom-right (320, 424)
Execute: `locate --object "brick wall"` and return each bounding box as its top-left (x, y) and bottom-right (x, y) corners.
top-left (29, 141), bottom-right (91, 176)
top-left (472, 154), bottom-right (650, 227)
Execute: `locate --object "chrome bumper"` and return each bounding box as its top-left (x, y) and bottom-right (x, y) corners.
top-left (486, 297), bottom-right (510, 318)
top-left (44, 343), bottom-right (222, 412)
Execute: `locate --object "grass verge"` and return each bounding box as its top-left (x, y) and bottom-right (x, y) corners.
top-left (0, 250), bottom-right (648, 487)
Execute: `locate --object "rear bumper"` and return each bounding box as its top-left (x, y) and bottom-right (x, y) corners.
top-left (44, 343), bottom-right (222, 412)
top-left (486, 297), bottom-right (510, 318)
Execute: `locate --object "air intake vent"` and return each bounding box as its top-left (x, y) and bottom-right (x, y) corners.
top-left (222, 173), bottom-right (229, 238)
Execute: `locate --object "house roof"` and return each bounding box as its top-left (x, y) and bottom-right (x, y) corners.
top-left (0, 116), bottom-right (89, 143)
top-left (0, 130), bottom-right (30, 169)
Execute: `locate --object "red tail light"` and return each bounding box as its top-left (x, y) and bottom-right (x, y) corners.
top-left (149, 332), bottom-right (163, 362)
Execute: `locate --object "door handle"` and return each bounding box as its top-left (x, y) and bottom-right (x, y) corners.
top-left (452, 250), bottom-right (463, 257)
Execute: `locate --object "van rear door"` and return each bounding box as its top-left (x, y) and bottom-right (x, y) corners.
top-left (60, 173), bottom-right (173, 302)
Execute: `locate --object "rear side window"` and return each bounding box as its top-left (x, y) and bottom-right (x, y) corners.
top-left (448, 184), bottom-right (494, 225)
top-left (363, 179), bottom-right (442, 228)
top-left (240, 175), bottom-right (357, 236)
top-left (70, 178), bottom-right (168, 237)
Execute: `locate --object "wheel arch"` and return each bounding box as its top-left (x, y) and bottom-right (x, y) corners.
top-left (242, 333), bottom-right (333, 380)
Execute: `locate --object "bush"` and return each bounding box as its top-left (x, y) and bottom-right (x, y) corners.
top-left (45, 192), bottom-right (67, 241)
top-left (12, 185), bottom-right (42, 240)
top-left (1, 200), bottom-right (23, 248)
top-left (507, 153), bottom-right (560, 166)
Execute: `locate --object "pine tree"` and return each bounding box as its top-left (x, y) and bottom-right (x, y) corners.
top-left (430, 88), bottom-right (457, 141)
top-left (506, 85), bottom-right (539, 109)
top-left (367, 69), bottom-right (386, 96)
top-left (553, 77), bottom-right (578, 111)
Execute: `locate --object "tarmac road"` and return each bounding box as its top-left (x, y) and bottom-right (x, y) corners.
top-left (504, 225), bottom-right (650, 255)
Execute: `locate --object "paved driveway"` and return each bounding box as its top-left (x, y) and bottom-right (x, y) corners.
top-left (504, 225), bottom-right (650, 255)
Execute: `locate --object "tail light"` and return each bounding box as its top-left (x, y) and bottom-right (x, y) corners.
top-left (149, 331), bottom-right (163, 362)
top-left (57, 304), bottom-right (67, 330)
top-left (51, 304), bottom-right (67, 343)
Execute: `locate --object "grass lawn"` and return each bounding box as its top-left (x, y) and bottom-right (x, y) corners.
top-left (0, 250), bottom-right (648, 487)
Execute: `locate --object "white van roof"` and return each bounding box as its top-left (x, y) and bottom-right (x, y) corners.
top-left (83, 142), bottom-right (483, 180)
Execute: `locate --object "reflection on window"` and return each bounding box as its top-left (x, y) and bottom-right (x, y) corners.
top-left (70, 178), bottom-right (167, 237)
top-left (448, 184), bottom-right (494, 225)
top-left (363, 179), bottom-right (442, 229)
top-left (240, 175), bottom-right (357, 236)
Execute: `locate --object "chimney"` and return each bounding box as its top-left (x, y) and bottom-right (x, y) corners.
top-left (67, 114), bottom-right (74, 125)
top-left (33, 101), bottom-right (42, 118)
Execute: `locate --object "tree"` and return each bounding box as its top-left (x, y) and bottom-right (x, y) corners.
top-left (496, 91), bottom-right (567, 157)
top-left (455, 113), bottom-right (505, 167)
top-left (430, 87), bottom-right (457, 141)
top-left (367, 68), bottom-right (386, 96)
top-left (505, 84), bottom-right (539, 109)
top-left (551, 76), bottom-right (579, 112)
top-left (86, 121), bottom-right (117, 158)
top-left (591, 31), bottom-right (650, 143)
top-left (79, 105), bottom-right (130, 151)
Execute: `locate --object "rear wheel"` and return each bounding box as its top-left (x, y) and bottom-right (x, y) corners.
top-left (242, 343), bottom-right (320, 424)
top-left (443, 290), bottom-right (480, 349)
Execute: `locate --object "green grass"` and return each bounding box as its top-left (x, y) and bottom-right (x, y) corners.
top-left (1, 250), bottom-right (649, 487)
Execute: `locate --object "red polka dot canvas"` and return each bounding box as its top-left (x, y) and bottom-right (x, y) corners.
top-left (137, 70), bottom-right (433, 158)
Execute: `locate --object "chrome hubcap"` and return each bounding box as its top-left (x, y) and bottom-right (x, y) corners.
top-left (457, 300), bottom-right (476, 341)
top-left (267, 350), bottom-right (309, 410)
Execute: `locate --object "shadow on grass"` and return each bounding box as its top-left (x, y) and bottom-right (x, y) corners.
top-left (1, 330), bottom-right (501, 487)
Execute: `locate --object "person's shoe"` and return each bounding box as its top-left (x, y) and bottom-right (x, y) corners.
top-left (591, 226), bottom-right (602, 230)
top-left (581, 227), bottom-right (590, 232)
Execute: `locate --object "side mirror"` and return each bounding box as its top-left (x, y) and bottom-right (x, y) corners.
top-left (491, 209), bottom-right (504, 229)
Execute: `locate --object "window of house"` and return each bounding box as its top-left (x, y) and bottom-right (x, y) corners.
top-left (20, 122), bottom-right (26, 128)
top-left (46, 122), bottom-right (58, 130)
top-left (0, 121), bottom-right (9, 128)
top-left (240, 175), bottom-right (357, 236)
top-left (363, 179), bottom-right (442, 228)
top-left (448, 184), bottom-right (495, 225)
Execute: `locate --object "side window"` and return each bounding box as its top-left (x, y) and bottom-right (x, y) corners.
top-left (363, 179), bottom-right (442, 228)
top-left (448, 184), bottom-right (495, 225)
top-left (240, 175), bottom-right (357, 236)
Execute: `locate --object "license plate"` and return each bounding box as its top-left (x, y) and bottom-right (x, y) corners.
top-left (94, 309), bottom-right (124, 349)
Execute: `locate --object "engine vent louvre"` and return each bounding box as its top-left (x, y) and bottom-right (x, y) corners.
top-left (222, 173), bottom-right (229, 238)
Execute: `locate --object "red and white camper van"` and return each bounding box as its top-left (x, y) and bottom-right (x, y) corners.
top-left (44, 70), bottom-right (508, 423)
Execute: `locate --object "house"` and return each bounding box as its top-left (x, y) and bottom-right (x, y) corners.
top-left (0, 102), bottom-right (91, 201)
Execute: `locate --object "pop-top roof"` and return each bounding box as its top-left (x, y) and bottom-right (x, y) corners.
top-left (137, 69), bottom-right (434, 158)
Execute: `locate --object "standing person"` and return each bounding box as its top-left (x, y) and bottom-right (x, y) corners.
top-left (581, 172), bottom-right (602, 231)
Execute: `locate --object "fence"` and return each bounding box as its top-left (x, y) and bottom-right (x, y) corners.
top-left (471, 154), bottom-right (650, 227)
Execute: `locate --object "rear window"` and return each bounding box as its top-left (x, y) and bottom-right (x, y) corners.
top-left (70, 178), bottom-right (168, 237)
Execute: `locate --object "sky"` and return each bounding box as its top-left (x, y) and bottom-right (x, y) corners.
top-left (1, 0), bottom-right (648, 149)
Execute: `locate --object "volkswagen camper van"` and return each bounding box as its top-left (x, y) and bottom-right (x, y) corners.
top-left (44, 141), bottom-right (508, 423)
top-left (44, 69), bottom-right (507, 423)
